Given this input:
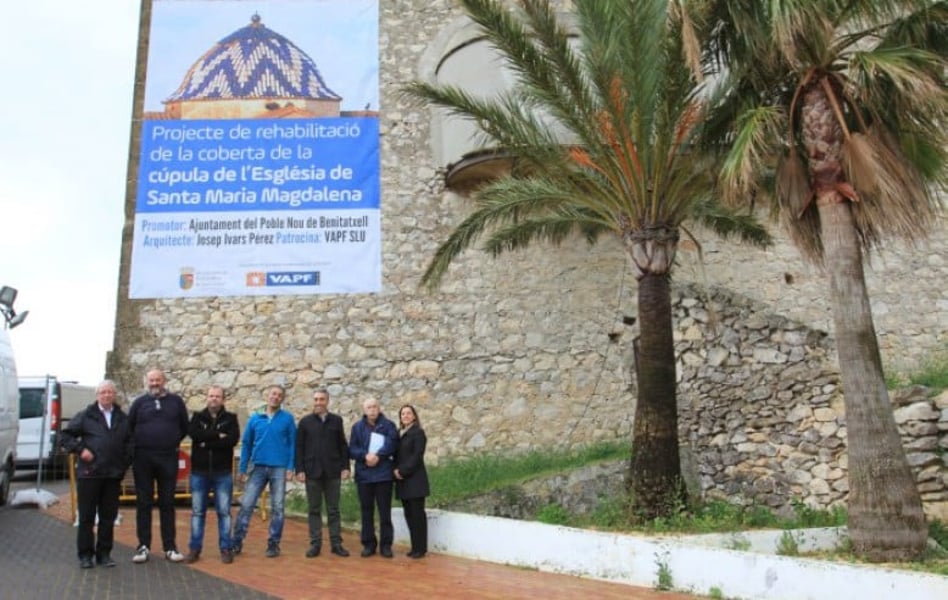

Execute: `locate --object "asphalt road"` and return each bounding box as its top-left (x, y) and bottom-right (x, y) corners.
top-left (1, 468), bottom-right (275, 600)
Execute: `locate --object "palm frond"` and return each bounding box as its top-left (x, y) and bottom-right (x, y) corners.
top-left (687, 197), bottom-right (773, 248)
top-left (848, 46), bottom-right (946, 113)
top-left (458, 0), bottom-right (599, 148)
top-left (719, 105), bottom-right (786, 205)
top-left (708, 0), bottom-right (947, 263)
top-left (482, 210), bottom-right (611, 256)
top-left (420, 175), bottom-right (618, 289)
top-left (413, 0), bottom-right (771, 289)
top-left (844, 127), bottom-right (941, 246)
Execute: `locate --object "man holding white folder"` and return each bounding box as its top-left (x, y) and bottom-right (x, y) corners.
top-left (349, 398), bottom-right (398, 558)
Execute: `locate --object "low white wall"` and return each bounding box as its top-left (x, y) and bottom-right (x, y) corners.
top-left (391, 508), bottom-right (948, 600)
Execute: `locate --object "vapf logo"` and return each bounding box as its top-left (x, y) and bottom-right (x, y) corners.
top-left (245, 271), bottom-right (320, 287)
top-left (246, 272), bottom-right (266, 287)
top-left (179, 267), bottom-right (195, 290)
top-left (266, 271), bottom-right (320, 286)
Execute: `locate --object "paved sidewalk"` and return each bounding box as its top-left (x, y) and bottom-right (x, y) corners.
top-left (0, 503), bottom-right (275, 599)
top-left (37, 495), bottom-right (699, 600)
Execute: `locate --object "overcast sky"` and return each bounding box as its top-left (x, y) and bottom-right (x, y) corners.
top-left (0, 2), bottom-right (139, 385)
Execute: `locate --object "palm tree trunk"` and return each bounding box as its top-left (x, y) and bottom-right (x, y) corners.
top-left (628, 270), bottom-right (685, 518)
top-left (818, 199), bottom-right (927, 561)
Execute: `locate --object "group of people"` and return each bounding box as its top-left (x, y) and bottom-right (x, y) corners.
top-left (59, 368), bottom-right (430, 569)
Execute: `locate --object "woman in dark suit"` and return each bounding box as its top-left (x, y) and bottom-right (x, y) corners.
top-left (393, 404), bottom-right (429, 558)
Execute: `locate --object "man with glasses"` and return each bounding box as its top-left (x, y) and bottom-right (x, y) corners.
top-left (128, 368), bottom-right (189, 564)
top-left (295, 387), bottom-right (351, 558)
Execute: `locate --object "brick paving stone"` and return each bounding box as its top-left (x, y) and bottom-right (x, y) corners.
top-left (0, 502), bottom-right (276, 600)
top-left (36, 493), bottom-right (701, 600)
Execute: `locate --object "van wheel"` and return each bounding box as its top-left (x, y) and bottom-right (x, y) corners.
top-left (0, 460), bottom-right (10, 505)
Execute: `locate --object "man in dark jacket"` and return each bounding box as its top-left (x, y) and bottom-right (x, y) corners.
top-left (348, 398), bottom-right (398, 558)
top-left (128, 368), bottom-right (189, 564)
top-left (60, 380), bottom-right (132, 569)
top-left (185, 385), bottom-right (240, 564)
top-left (295, 387), bottom-right (351, 558)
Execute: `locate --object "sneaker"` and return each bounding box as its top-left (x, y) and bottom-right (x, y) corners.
top-left (220, 549), bottom-right (234, 564)
top-left (231, 541), bottom-right (242, 556)
top-left (184, 550), bottom-right (200, 564)
top-left (265, 542), bottom-right (280, 558)
top-left (165, 549), bottom-right (185, 563)
top-left (132, 546), bottom-right (149, 564)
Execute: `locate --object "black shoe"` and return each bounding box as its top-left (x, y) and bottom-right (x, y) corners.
top-left (96, 554), bottom-right (116, 567)
top-left (305, 544), bottom-right (321, 558)
top-left (265, 542), bottom-right (280, 558)
top-left (380, 546), bottom-right (393, 558)
top-left (408, 551), bottom-right (426, 559)
top-left (360, 546), bottom-right (376, 558)
top-left (79, 556), bottom-right (95, 569)
top-left (231, 541), bottom-right (242, 556)
top-left (331, 545), bottom-right (350, 557)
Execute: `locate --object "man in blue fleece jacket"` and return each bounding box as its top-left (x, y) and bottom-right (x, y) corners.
top-left (231, 385), bottom-right (296, 558)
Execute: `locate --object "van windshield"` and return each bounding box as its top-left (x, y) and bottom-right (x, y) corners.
top-left (19, 388), bottom-right (45, 419)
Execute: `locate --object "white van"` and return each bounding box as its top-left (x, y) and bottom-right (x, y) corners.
top-left (17, 377), bottom-right (95, 473)
top-left (0, 329), bottom-right (16, 505)
top-left (0, 285), bottom-right (27, 505)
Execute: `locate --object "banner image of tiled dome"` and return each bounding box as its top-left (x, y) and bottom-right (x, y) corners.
top-left (162, 14), bottom-right (343, 120)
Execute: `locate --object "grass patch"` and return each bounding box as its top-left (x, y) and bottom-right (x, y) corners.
top-left (535, 503), bottom-right (571, 525)
top-left (654, 552), bottom-right (673, 590)
top-left (573, 497), bottom-right (846, 535)
top-left (286, 440), bottom-right (627, 525)
top-left (427, 440), bottom-right (626, 506)
top-left (886, 343), bottom-right (948, 392)
top-left (800, 519), bottom-right (948, 577)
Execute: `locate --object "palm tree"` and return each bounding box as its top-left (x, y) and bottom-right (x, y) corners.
top-left (406, 0), bottom-right (770, 518)
top-left (704, 0), bottom-right (947, 560)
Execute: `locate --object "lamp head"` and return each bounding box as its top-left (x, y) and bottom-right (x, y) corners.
top-left (0, 286), bottom-right (16, 310)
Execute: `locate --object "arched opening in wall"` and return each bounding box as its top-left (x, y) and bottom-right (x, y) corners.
top-left (416, 15), bottom-right (578, 192)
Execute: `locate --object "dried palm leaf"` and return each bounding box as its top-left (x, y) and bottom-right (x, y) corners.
top-left (776, 151), bottom-right (812, 219)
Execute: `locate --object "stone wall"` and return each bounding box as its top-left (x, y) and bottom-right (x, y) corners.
top-left (673, 285), bottom-right (948, 519)
top-left (446, 285), bottom-right (948, 522)
top-left (445, 460), bottom-right (626, 519)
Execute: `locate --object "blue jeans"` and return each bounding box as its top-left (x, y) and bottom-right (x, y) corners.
top-left (189, 472), bottom-right (233, 553)
top-left (232, 466), bottom-right (286, 545)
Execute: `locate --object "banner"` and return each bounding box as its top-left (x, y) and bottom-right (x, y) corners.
top-left (129, 0), bottom-right (380, 298)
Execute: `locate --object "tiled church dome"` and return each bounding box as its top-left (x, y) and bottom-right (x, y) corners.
top-left (165, 14), bottom-right (341, 103)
